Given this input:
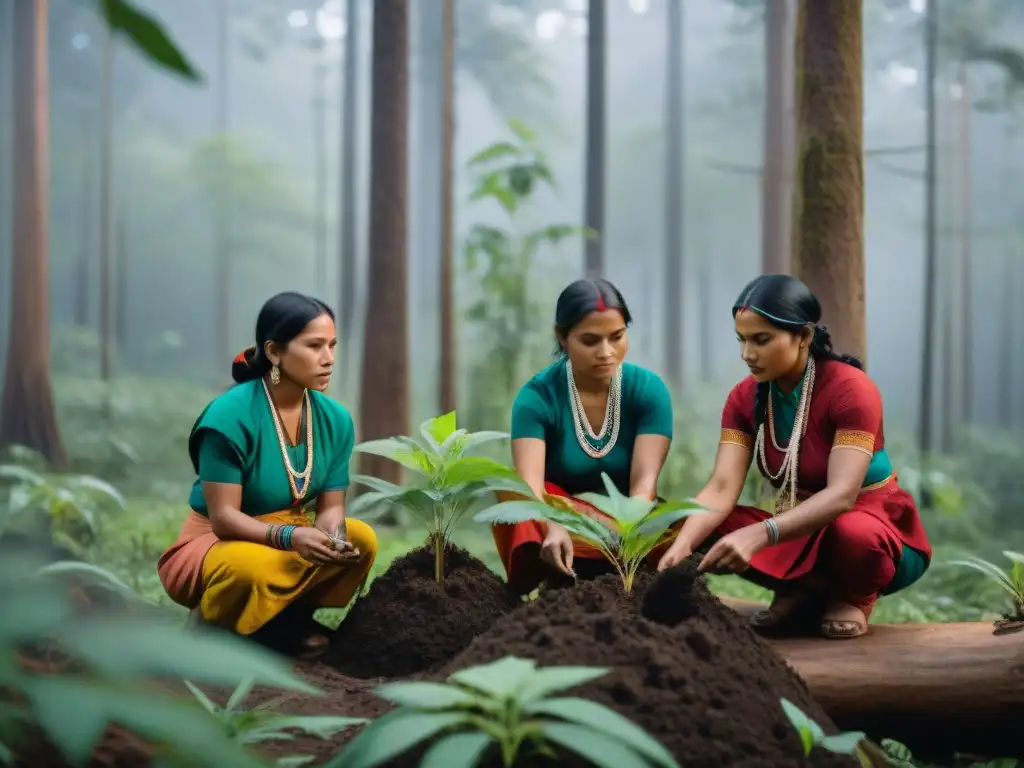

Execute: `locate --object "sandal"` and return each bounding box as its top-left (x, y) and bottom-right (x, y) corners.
top-left (820, 601), bottom-right (868, 639)
top-left (297, 632), bottom-right (330, 660)
top-left (750, 588), bottom-right (820, 631)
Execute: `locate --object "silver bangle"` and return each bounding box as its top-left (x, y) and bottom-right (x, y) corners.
top-left (763, 517), bottom-right (780, 546)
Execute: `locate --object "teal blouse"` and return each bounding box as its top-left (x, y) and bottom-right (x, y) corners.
top-left (187, 379), bottom-right (356, 517)
top-left (510, 359), bottom-right (673, 495)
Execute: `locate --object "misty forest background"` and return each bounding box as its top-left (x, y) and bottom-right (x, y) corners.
top-left (1, 0), bottom-right (1024, 626)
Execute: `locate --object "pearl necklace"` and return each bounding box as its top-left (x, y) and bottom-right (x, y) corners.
top-left (261, 377), bottom-right (314, 503)
top-left (754, 356), bottom-right (815, 514)
top-left (567, 359), bottom-right (622, 459)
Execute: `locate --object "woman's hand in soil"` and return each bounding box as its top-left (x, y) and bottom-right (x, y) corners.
top-left (657, 537), bottom-right (692, 572)
top-left (541, 523), bottom-right (575, 578)
top-left (292, 527), bottom-right (347, 566)
top-left (697, 524), bottom-right (769, 574)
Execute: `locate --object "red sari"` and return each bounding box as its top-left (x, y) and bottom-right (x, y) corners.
top-left (716, 360), bottom-right (932, 611)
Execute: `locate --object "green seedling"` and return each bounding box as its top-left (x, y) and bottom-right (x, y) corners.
top-left (328, 655), bottom-right (679, 768)
top-left (780, 698), bottom-right (880, 767)
top-left (475, 472), bottom-right (705, 592)
top-left (950, 551), bottom-right (1024, 623)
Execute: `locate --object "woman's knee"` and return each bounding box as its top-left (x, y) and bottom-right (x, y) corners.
top-left (344, 518), bottom-right (378, 562)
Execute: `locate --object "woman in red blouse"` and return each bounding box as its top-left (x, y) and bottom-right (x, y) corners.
top-left (658, 275), bottom-right (931, 639)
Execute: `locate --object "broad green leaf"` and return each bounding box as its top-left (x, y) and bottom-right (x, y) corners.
top-left (349, 475), bottom-right (403, 496)
top-left (0, 587), bottom-right (75, 644)
top-left (527, 698), bottom-right (678, 768)
top-left (780, 698), bottom-right (825, 744)
top-left (819, 731), bottom-right (866, 754)
top-left (448, 657), bottom-right (538, 698)
top-left (346, 491), bottom-right (394, 518)
top-left (545, 506), bottom-right (619, 551)
top-left (507, 118), bottom-right (536, 143)
top-left (1004, 550), bottom-right (1024, 565)
top-left (516, 667), bottom-right (609, 703)
top-left (473, 500), bottom-right (551, 524)
top-left (460, 431), bottom-right (511, 454)
top-left (467, 141), bottom-right (520, 165)
top-left (394, 436), bottom-right (440, 475)
top-left (425, 412), bottom-right (458, 444)
top-left (537, 721), bottom-right (654, 768)
top-left (0, 465), bottom-right (45, 485)
top-left (35, 561), bottom-right (140, 601)
top-left (57, 619), bottom-right (319, 693)
top-left (352, 439), bottom-right (430, 476)
top-left (420, 731), bottom-right (493, 768)
top-left (373, 682), bottom-right (479, 709)
top-left (22, 676), bottom-right (266, 767)
top-left (67, 475), bottom-right (126, 509)
top-left (328, 710), bottom-right (466, 768)
top-left (444, 457), bottom-right (518, 487)
top-left (575, 492), bottom-right (619, 518)
top-left (633, 508), bottom-right (696, 539)
top-left (99, 0), bottom-right (203, 82)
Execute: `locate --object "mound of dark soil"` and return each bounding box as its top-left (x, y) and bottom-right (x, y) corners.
top-left (325, 544), bottom-right (519, 679)
top-left (438, 561), bottom-right (857, 768)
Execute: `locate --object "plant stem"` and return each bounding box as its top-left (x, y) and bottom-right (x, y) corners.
top-left (433, 530), bottom-right (445, 586)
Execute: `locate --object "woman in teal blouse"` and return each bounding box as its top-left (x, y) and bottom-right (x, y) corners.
top-left (157, 292), bottom-right (377, 658)
top-left (492, 279), bottom-right (675, 593)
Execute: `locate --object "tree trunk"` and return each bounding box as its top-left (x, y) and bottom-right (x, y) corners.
top-left (792, 0), bottom-right (865, 364)
top-left (917, 0), bottom-right (938, 457)
top-left (98, 22), bottom-right (114, 387)
top-left (438, 0), bottom-right (456, 414)
top-left (0, 0), bottom-right (66, 466)
top-left (359, 0), bottom-right (409, 485)
top-left (662, 0), bottom-right (684, 389)
top-left (583, 0), bottom-right (605, 279)
top-left (956, 59), bottom-right (972, 426)
top-left (115, 213), bottom-right (128, 354)
top-left (214, 0), bottom-right (231, 371)
top-left (338, 0), bottom-right (361, 400)
top-left (75, 167), bottom-right (92, 328)
top-left (761, 0), bottom-right (795, 275)
top-left (723, 598), bottom-right (1024, 759)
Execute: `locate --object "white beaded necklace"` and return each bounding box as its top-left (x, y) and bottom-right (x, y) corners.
top-left (754, 355), bottom-right (815, 514)
top-left (566, 359), bottom-right (622, 459)
top-left (261, 376), bottom-right (314, 503)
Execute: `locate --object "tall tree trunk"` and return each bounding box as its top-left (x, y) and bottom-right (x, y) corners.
top-left (583, 0), bottom-right (605, 279)
top-left (793, 0), bottom-right (865, 364)
top-left (214, 0), bottom-right (231, 370)
top-left (955, 59), bottom-right (972, 426)
top-left (998, 117), bottom-right (1014, 426)
top-left (98, 21), bottom-right (115, 390)
top-left (761, 0), bottom-right (795, 275)
top-left (115, 213), bottom-right (128, 354)
top-left (0, 0), bottom-right (66, 466)
top-left (662, 0), bottom-right (684, 388)
top-left (359, 0), bottom-right (409, 484)
top-left (438, 0), bottom-right (456, 414)
top-left (0, 0), bottom-right (11, 381)
top-left (917, 0), bottom-right (939, 457)
top-left (339, 0), bottom-right (361, 399)
top-left (313, 49), bottom-right (328, 291)
top-left (75, 167), bottom-right (91, 328)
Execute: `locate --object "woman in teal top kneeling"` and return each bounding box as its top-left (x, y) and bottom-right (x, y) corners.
top-left (492, 279), bottom-right (675, 594)
top-left (158, 292), bottom-right (378, 658)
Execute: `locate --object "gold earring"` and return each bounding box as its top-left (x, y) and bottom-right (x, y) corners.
top-left (270, 364), bottom-right (281, 385)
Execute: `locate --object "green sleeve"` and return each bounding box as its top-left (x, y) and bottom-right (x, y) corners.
top-left (323, 404), bottom-right (356, 491)
top-left (634, 371), bottom-right (674, 438)
top-left (196, 430), bottom-right (244, 484)
top-left (510, 384), bottom-right (550, 440)
top-left (187, 392), bottom-right (255, 475)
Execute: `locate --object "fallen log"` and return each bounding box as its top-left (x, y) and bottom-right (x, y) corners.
top-left (720, 597), bottom-right (1024, 760)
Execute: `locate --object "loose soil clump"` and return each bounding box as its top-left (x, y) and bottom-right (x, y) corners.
top-left (325, 544), bottom-right (519, 679)
top-left (438, 560), bottom-right (857, 768)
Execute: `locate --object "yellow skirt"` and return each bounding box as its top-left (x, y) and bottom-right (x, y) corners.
top-left (157, 509), bottom-right (377, 636)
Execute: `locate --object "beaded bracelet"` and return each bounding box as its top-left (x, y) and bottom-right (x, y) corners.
top-left (265, 523), bottom-right (298, 551)
top-left (762, 517), bottom-right (780, 546)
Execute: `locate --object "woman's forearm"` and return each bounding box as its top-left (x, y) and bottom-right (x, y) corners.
top-left (673, 487), bottom-right (736, 550)
top-left (774, 487), bottom-right (852, 542)
top-left (210, 506), bottom-right (276, 545)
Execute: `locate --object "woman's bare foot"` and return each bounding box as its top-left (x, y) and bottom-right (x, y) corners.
top-left (820, 600), bottom-right (868, 639)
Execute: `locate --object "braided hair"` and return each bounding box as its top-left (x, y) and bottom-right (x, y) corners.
top-left (732, 274), bottom-right (862, 431)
